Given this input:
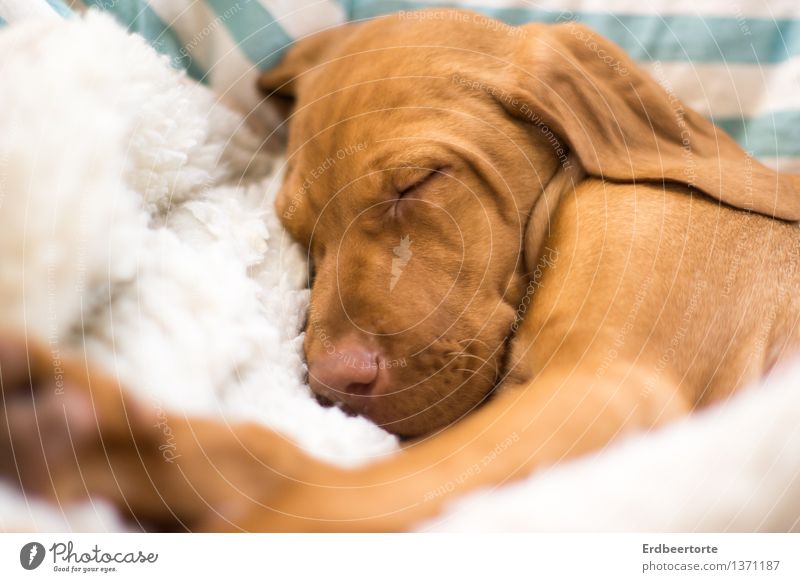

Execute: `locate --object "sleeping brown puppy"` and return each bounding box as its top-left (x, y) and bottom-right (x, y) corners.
top-left (1, 8), bottom-right (800, 531)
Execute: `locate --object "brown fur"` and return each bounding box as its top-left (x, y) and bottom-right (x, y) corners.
top-left (1, 9), bottom-right (799, 531)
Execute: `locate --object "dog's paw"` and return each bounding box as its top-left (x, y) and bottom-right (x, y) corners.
top-left (0, 334), bottom-right (342, 531)
top-left (0, 334), bottom-right (158, 503)
top-left (0, 335), bottom-right (90, 496)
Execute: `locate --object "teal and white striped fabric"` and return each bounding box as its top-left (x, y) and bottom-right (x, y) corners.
top-left (1, 0), bottom-right (799, 170)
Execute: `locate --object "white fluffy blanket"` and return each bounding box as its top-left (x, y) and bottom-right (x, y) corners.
top-left (0, 14), bottom-right (798, 532)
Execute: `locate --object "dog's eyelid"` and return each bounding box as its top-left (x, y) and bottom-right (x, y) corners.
top-left (395, 165), bottom-right (450, 198)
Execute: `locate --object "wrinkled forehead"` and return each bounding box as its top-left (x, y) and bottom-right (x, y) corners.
top-left (294, 13), bottom-right (517, 105)
top-left (278, 12), bottom-right (523, 240)
top-left (283, 12), bottom-right (522, 152)
top-left (287, 89), bottom-right (446, 165)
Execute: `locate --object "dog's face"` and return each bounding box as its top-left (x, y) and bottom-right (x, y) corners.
top-left (262, 10), bottom-right (799, 437)
top-left (269, 19), bottom-right (561, 437)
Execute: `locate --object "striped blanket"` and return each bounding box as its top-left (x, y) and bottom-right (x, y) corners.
top-left (1, 0), bottom-right (798, 168)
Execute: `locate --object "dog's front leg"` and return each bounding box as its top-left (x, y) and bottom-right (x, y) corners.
top-left (0, 335), bottom-right (338, 530)
top-left (203, 338), bottom-right (691, 531)
top-left (0, 333), bottom-right (689, 531)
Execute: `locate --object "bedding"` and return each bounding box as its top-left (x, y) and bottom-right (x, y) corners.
top-left (0, 2), bottom-right (798, 531)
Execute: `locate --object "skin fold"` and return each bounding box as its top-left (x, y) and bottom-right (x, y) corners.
top-left (1, 9), bottom-right (799, 531)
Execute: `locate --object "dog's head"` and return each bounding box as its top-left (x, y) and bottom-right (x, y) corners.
top-left (260, 9), bottom-right (800, 437)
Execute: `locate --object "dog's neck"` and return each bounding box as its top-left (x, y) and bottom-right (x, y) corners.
top-left (524, 158), bottom-right (585, 274)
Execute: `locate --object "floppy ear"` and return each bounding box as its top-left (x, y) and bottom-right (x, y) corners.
top-left (258, 23), bottom-right (356, 100)
top-left (492, 22), bottom-right (800, 221)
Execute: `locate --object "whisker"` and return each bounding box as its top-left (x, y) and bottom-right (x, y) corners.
top-left (456, 353), bottom-right (498, 379)
top-left (455, 367), bottom-right (496, 386)
top-left (447, 349), bottom-right (499, 384)
top-left (457, 338), bottom-right (493, 351)
top-left (458, 353), bottom-right (489, 364)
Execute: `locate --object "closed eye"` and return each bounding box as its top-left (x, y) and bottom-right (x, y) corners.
top-left (396, 165), bottom-right (450, 198)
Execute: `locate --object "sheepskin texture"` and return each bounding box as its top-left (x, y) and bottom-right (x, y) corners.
top-left (0, 14), bottom-right (397, 531)
top-left (0, 14), bottom-right (798, 532)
